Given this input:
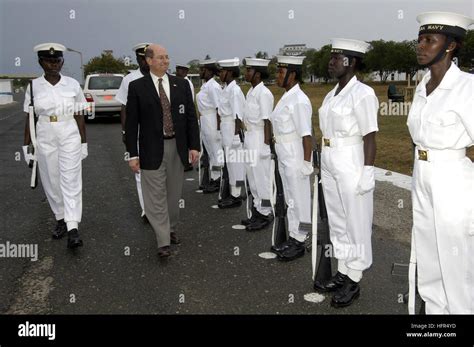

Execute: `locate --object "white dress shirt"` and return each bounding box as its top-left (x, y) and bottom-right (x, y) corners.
top-left (150, 72), bottom-right (170, 101)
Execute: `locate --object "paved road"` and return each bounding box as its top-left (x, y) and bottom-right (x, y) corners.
top-left (0, 93), bottom-right (415, 315)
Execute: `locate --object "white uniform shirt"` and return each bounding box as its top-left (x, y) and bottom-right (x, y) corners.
top-left (184, 76), bottom-right (195, 102)
top-left (270, 83), bottom-right (312, 137)
top-left (219, 80), bottom-right (245, 120)
top-left (23, 74), bottom-right (87, 116)
top-left (319, 76), bottom-right (379, 138)
top-left (407, 63), bottom-right (474, 150)
top-left (244, 82), bottom-right (274, 126)
top-left (196, 77), bottom-right (221, 114)
top-left (115, 69), bottom-right (144, 105)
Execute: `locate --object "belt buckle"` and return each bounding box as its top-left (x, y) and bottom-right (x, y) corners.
top-left (418, 149), bottom-right (428, 161)
top-left (323, 138), bottom-right (331, 147)
top-left (49, 115), bottom-right (58, 122)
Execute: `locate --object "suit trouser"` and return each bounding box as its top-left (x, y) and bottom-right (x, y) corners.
top-left (321, 142), bottom-right (373, 282)
top-left (244, 129), bottom-right (272, 215)
top-left (141, 138), bottom-right (184, 248)
top-left (410, 156), bottom-right (474, 314)
top-left (36, 119), bottom-right (82, 230)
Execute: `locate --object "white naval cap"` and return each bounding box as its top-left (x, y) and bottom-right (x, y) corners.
top-left (218, 57), bottom-right (240, 68)
top-left (330, 38), bottom-right (371, 57)
top-left (417, 11), bottom-right (474, 38)
top-left (276, 55), bottom-right (305, 67)
top-left (176, 63), bottom-right (190, 69)
top-left (244, 58), bottom-right (271, 67)
top-left (34, 43), bottom-right (66, 57)
top-left (199, 59), bottom-right (217, 66)
top-left (132, 43), bottom-right (151, 56)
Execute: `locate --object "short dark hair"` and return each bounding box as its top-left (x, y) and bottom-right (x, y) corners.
top-left (145, 47), bottom-right (154, 59)
top-left (254, 67), bottom-right (270, 80)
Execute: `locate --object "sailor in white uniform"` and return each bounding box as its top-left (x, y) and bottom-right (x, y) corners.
top-left (175, 64), bottom-right (195, 101)
top-left (407, 12), bottom-right (474, 314)
top-left (217, 58), bottom-right (246, 209)
top-left (313, 39), bottom-right (379, 308)
top-left (22, 43), bottom-right (88, 249)
top-left (241, 57), bottom-right (274, 231)
top-left (269, 55), bottom-right (313, 261)
top-left (196, 59), bottom-right (223, 193)
top-left (115, 43), bottom-right (150, 221)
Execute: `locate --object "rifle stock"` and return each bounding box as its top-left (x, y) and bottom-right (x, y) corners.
top-left (270, 141), bottom-right (288, 247)
top-left (313, 146), bottom-right (332, 283)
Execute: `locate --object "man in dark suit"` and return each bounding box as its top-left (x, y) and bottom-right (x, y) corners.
top-left (125, 44), bottom-right (200, 258)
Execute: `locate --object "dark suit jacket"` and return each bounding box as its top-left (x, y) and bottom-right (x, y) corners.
top-left (125, 73), bottom-right (200, 170)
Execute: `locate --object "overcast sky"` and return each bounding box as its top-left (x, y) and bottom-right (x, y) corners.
top-left (0, 0), bottom-right (472, 81)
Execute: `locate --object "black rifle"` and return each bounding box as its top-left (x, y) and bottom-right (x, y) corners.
top-left (312, 145), bottom-right (332, 283)
top-left (270, 141), bottom-right (288, 248)
top-left (28, 80), bottom-right (38, 189)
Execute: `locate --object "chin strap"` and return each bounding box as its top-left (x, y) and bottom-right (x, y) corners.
top-left (420, 36), bottom-right (454, 68)
top-left (282, 69), bottom-right (291, 89)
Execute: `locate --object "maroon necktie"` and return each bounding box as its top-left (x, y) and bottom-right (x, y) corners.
top-left (158, 78), bottom-right (174, 136)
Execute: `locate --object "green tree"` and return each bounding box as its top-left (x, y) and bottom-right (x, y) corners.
top-left (459, 29), bottom-right (474, 68)
top-left (310, 45), bottom-right (331, 83)
top-left (392, 40), bottom-right (418, 80)
top-left (84, 52), bottom-right (135, 76)
top-left (364, 40), bottom-right (399, 82)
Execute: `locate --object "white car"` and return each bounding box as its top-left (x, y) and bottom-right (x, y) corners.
top-left (83, 73), bottom-right (124, 119)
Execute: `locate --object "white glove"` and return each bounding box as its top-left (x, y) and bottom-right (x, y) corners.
top-left (356, 165), bottom-right (375, 195)
top-left (81, 143), bottom-right (88, 160)
top-left (300, 160), bottom-right (313, 176)
top-left (22, 145), bottom-right (36, 165)
top-left (231, 135), bottom-right (241, 148)
top-left (260, 145), bottom-right (271, 159)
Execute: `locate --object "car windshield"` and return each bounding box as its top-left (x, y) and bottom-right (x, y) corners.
top-left (88, 76), bottom-right (123, 90)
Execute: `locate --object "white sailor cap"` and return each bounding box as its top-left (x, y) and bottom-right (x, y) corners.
top-left (417, 12), bottom-right (474, 38)
top-left (34, 43), bottom-right (66, 58)
top-left (133, 43), bottom-right (151, 56)
top-left (276, 55), bottom-right (305, 67)
top-left (176, 64), bottom-right (190, 69)
top-left (330, 38), bottom-right (370, 57)
top-left (199, 59), bottom-right (217, 66)
top-left (218, 57), bottom-right (240, 69)
top-left (244, 58), bottom-right (270, 68)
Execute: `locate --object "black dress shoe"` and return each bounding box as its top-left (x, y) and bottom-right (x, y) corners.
top-left (246, 213), bottom-right (274, 232)
top-left (277, 238), bottom-right (305, 261)
top-left (218, 196), bottom-right (242, 209)
top-left (158, 246), bottom-right (171, 258)
top-left (170, 232), bottom-right (181, 245)
top-left (314, 271), bottom-right (348, 292)
top-left (270, 237), bottom-right (294, 255)
top-left (67, 229), bottom-right (83, 249)
top-left (331, 277), bottom-right (360, 308)
top-left (52, 219), bottom-right (67, 239)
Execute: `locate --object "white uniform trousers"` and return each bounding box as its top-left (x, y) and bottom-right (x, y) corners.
top-left (220, 118), bottom-right (245, 196)
top-left (36, 119), bottom-right (82, 229)
top-left (200, 112), bottom-right (223, 180)
top-left (321, 142), bottom-right (373, 281)
top-left (411, 154), bottom-right (474, 314)
top-left (275, 140), bottom-right (311, 242)
top-left (244, 128), bottom-right (271, 215)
